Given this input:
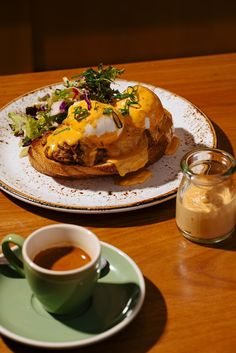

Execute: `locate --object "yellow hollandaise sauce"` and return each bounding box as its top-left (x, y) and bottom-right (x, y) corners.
top-left (115, 85), bottom-right (162, 130)
top-left (116, 168), bottom-right (152, 186)
top-left (45, 100), bottom-right (123, 155)
top-left (108, 145), bottom-right (148, 176)
top-left (165, 135), bottom-right (180, 155)
top-left (46, 126), bottom-right (82, 154)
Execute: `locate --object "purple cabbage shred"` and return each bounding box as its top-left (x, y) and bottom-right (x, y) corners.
top-left (39, 104), bottom-right (46, 111)
top-left (83, 91), bottom-right (91, 110)
top-left (59, 101), bottom-right (67, 112)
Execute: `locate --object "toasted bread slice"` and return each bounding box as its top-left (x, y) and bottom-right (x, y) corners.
top-left (28, 128), bottom-right (170, 179)
top-left (28, 136), bottom-right (117, 179)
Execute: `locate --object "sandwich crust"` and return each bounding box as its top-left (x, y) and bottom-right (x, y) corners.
top-left (28, 126), bottom-right (171, 179)
top-left (28, 133), bottom-right (118, 178)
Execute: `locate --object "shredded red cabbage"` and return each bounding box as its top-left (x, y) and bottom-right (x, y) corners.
top-left (59, 101), bottom-right (67, 112)
top-left (83, 90), bottom-right (91, 110)
top-left (72, 87), bottom-right (79, 99)
top-left (39, 104), bottom-right (47, 112)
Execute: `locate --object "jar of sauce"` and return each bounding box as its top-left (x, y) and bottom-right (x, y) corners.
top-left (176, 148), bottom-right (236, 244)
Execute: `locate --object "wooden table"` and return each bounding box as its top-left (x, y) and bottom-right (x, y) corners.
top-left (0, 53), bottom-right (236, 353)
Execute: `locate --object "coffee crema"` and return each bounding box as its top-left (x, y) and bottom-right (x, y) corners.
top-left (33, 245), bottom-right (91, 271)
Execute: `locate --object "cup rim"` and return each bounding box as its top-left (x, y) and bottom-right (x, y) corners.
top-left (22, 224), bottom-right (101, 276)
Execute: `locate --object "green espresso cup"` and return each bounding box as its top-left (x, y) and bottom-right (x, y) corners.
top-left (1, 224), bottom-right (102, 315)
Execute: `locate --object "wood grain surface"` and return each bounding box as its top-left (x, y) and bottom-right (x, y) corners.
top-left (0, 53), bottom-right (236, 353)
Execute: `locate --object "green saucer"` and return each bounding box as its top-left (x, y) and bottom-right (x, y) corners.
top-left (0, 242), bottom-right (145, 349)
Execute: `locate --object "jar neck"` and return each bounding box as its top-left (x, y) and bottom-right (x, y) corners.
top-left (181, 148), bottom-right (236, 185)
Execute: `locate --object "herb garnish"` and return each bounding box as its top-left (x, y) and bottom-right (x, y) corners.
top-left (103, 107), bottom-right (113, 115)
top-left (114, 86), bottom-right (137, 101)
top-left (103, 107), bottom-right (123, 129)
top-left (112, 111), bottom-right (123, 129)
top-left (118, 86), bottom-right (140, 116)
top-left (74, 106), bottom-right (90, 121)
top-left (64, 64), bottom-right (124, 104)
top-left (53, 127), bottom-right (70, 135)
top-left (94, 102), bottom-right (99, 111)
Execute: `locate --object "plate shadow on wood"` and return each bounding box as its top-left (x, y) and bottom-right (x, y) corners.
top-left (211, 121), bottom-right (234, 156)
top-left (2, 191), bottom-right (177, 227)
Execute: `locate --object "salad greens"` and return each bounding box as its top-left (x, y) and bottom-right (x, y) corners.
top-left (65, 64), bottom-right (124, 103)
top-left (8, 64), bottom-right (125, 149)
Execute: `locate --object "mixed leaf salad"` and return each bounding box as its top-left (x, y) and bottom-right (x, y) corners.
top-left (8, 64), bottom-right (126, 155)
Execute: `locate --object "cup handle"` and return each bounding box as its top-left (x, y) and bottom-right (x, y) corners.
top-left (99, 257), bottom-right (110, 278)
top-left (1, 234), bottom-right (25, 277)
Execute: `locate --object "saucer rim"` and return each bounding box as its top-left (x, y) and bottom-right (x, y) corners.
top-left (0, 241), bottom-right (145, 349)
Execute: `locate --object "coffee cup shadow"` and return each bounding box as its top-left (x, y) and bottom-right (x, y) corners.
top-left (1, 276), bottom-right (167, 353)
top-left (0, 263), bottom-right (23, 278)
top-left (51, 281), bottom-right (141, 334)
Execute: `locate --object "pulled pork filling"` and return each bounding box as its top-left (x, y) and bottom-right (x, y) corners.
top-left (44, 138), bottom-right (107, 166)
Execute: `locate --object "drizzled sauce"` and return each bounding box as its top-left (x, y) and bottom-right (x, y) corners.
top-left (165, 135), bottom-right (180, 155)
top-left (116, 168), bottom-right (152, 186)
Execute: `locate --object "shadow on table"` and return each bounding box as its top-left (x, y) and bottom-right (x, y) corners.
top-left (212, 121), bottom-right (234, 156)
top-left (2, 277), bottom-right (167, 353)
top-left (3, 192), bottom-right (177, 227)
top-left (198, 229), bottom-right (236, 252)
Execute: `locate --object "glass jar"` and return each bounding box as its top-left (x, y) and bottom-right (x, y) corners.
top-left (176, 148), bottom-right (236, 244)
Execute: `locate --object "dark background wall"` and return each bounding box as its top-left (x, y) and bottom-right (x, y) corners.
top-left (1, 0), bottom-right (236, 75)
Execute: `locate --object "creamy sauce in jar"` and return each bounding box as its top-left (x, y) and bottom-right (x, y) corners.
top-left (176, 181), bottom-right (235, 239)
top-left (176, 148), bottom-right (236, 243)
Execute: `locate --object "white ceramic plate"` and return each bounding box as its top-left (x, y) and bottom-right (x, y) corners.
top-left (0, 80), bottom-right (216, 213)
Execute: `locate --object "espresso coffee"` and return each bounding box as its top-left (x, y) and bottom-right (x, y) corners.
top-left (33, 245), bottom-right (91, 271)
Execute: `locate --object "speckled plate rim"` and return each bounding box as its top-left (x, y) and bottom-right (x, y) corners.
top-left (0, 241), bottom-right (145, 349)
top-left (0, 179), bottom-right (177, 213)
top-left (0, 80), bottom-right (217, 213)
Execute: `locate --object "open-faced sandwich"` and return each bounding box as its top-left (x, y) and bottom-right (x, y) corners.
top-left (9, 65), bottom-right (175, 179)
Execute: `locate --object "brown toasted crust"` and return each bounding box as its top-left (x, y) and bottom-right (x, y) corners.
top-left (147, 133), bottom-right (169, 166)
top-left (28, 138), bottom-right (118, 178)
top-left (28, 130), bottom-right (170, 179)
